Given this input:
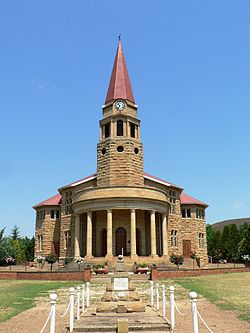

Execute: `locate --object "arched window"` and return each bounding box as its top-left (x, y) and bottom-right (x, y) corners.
top-left (117, 120), bottom-right (123, 136)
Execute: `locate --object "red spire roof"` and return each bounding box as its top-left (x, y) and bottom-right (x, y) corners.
top-left (180, 193), bottom-right (208, 207)
top-left (105, 40), bottom-right (135, 104)
top-left (33, 193), bottom-right (62, 209)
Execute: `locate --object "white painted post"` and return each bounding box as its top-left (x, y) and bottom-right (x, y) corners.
top-left (50, 293), bottom-right (57, 333)
top-left (76, 286), bottom-right (81, 320)
top-left (86, 282), bottom-right (90, 307)
top-left (190, 291), bottom-right (199, 333)
top-left (156, 283), bottom-right (159, 311)
top-left (69, 287), bottom-right (75, 332)
top-left (169, 285), bottom-right (175, 329)
top-left (149, 281), bottom-right (154, 306)
top-left (82, 284), bottom-right (85, 313)
top-left (162, 285), bottom-right (166, 319)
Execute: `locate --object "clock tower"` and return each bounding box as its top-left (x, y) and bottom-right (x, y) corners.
top-left (97, 40), bottom-right (144, 187)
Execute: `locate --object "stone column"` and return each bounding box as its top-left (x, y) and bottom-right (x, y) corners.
top-left (150, 210), bottom-right (158, 258)
top-left (162, 213), bottom-right (168, 256)
top-left (106, 209), bottom-right (113, 259)
top-left (130, 209), bottom-right (138, 260)
top-left (85, 211), bottom-right (93, 258)
top-left (74, 214), bottom-right (80, 258)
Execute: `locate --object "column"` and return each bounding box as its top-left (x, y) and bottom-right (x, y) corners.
top-left (150, 210), bottom-right (157, 257)
top-left (74, 214), bottom-right (80, 258)
top-left (86, 211), bottom-right (93, 258)
top-left (162, 212), bottom-right (168, 256)
top-left (130, 209), bottom-right (138, 259)
top-left (106, 209), bottom-right (113, 258)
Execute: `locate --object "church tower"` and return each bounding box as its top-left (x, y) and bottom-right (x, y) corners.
top-left (97, 40), bottom-right (144, 187)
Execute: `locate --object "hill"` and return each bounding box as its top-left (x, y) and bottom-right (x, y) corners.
top-left (211, 218), bottom-right (250, 231)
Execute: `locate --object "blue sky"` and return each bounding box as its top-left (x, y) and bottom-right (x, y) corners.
top-left (0, 1), bottom-right (249, 237)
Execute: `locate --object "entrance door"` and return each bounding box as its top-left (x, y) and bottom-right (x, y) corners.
top-left (115, 227), bottom-right (126, 256)
top-left (183, 240), bottom-right (191, 258)
top-left (101, 229), bottom-right (107, 257)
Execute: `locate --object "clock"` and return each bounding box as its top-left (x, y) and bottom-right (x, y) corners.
top-left (115, 100), bottom-right (126, 111)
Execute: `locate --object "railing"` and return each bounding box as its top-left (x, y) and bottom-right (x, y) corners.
top-left (39, 282), bottom-right (91, 333)
top-left (149, 281), bottom-right (215, 333)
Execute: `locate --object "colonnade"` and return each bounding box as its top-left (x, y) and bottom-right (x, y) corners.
top-left (74, 209), bottom-right (168, 259)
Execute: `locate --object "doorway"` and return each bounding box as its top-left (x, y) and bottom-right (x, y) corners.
top-left (115, 227), bottom-right (126, 256)
top-left (101, 228), bottom-right (107, 257)
top-left (183, 240), bottom-right (192, 258)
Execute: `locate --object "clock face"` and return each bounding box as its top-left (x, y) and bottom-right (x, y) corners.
top-left (115, 100), bottom-right (125, 111)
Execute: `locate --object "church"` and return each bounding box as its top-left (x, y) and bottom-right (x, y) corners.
top-left (34, 40), bottom-right (208, 266)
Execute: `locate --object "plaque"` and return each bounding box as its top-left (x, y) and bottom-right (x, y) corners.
top-left (113, 277), bottom-right (129, 291)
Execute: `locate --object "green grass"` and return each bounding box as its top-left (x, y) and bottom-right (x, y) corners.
top-left (169, 272), bottom-right (250, 322)
top-left (0, 280), bottom-right (80, 323)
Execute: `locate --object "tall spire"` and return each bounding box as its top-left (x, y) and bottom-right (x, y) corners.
top-left (105, 40), bottom-right (135, 104)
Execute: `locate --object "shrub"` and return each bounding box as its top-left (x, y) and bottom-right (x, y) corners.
top-left (45, 255), bottom-right (58, 271)
top-left (170, 254), bottom-right (184, 269)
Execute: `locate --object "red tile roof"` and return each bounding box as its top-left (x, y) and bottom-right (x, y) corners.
top-left (33, 173), bottom-right (208, 208)
top-left (105, 40), bottom-right (135, 104)
top-left (33, 193), bottom-right (62, 209)
top-left (180, 193), bottom-right (208, 207)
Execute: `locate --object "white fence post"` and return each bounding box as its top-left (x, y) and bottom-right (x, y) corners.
top-left (76, 286), bottom-right (81, 319)
top-left (169, 285), bottom-right (175, 329)
top-left (69, 287), bottom-right (75, 332)
top-left (86, 282), bottom-right (90, 308)
top-left (50, 293), bottom-right (57, 333)
top-left (162, 285), bottom-right (166, 319)
top-left (156, 283), bottom-right (159, 311)
top-left (190, 291), bottom-right (199, 333)
top-left (82, 284), bottom-right (85, 312)
top-left (149, 281), bottom-right (154, 306)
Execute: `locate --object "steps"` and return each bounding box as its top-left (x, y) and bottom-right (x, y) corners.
top-left (70, 306), bottom-right (171, 332)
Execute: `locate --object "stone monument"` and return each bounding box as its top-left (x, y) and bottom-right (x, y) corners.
top-left (96, 255), bottom-right (145, 313)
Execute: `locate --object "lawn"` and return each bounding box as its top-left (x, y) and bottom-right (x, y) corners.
top-left (170, 272), bottom-right (250, 322)
top-left (0, 280), bottom-right (79, 323)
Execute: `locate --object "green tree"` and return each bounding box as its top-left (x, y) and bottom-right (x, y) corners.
top-left (21, 237), bottom-right (35, 261)
top-left (238, 225), bottom-right (250, 257)
top-left (10, 225), bottom-right (21, 240)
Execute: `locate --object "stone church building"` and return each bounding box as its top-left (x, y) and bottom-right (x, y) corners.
top-left (34, 41), bottom-right (208, 266)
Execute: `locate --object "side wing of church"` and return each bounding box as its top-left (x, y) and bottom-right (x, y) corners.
top-left (33, 41), bottom-right (208, 266)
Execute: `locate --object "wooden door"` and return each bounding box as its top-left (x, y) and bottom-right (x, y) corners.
top-left (115, 228), bottom-right (126, 256)
top-left (183, 240), bottom-right (191, 258)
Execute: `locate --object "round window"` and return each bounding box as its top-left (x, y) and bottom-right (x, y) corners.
top-left (117, 146), bottom-right (124, 152)
top-left (134, 148), bottom-right (139, 154)
top-left (101, 148), bottom-right (106, 155)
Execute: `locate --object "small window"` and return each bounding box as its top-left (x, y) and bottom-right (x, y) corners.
top-left (182, 209), bottom-right (186, 218)
top-left (50, 210), bottom-right (55, 219)
top-left (101, 148), bottom-right (106, 155)
top-left (104, 123), bottom-right (110, 138)
top-left (134, 147), bottom-right (139, 154)
top-left (187, 209), bottom-right (191, 218)
top-left (182, 208), bottom-right (191, 218)
top-left (199, 233), bottom-right (205, 248)
top-left (130, 123), bottom-right (135, 138)
top-left (56, 210), bottom-right (60, 219)
top-left (38, 235), bottom-right (43, 252)
top-left (117, 146), bottom-right (124, 152)
top-left (117, 120), bottom-right (123, 136)
top-left (171, 230), bottom-right (177, 247)
top-left (170, 198), bottom-right (176, 214)
top-left (65, 230), bottom-right (71, 249)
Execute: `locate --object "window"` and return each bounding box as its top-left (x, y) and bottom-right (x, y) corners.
top-left (171, 230), bottom-right (177, 247)
top-left (38, 235), bottom-right (43, 252)
top-left (65, 230), bottom-right (71, 249)
top-left (104, 123), bottom-right (110, 138)
top-left (199, 233), bottom-right (205, 248)
top-left (56, 210), bottom-right (60, 219)
top-left (182, 208), bottom-right (191, 218)
top-left (117, 120), bottom-right (123, 136)
top-left (50, 210), bottom-right (55, 219)
top-left (65, 192), bottom-right (72, 215)
top-left (170, 198), bottom-right (176, 214)
top-left (117, 145), bottom-right (124, 152)
top-left (37, 211), bottom-right (40, 220)
top-left (130, 122), bottom-right (135, 138)
top-left (196, 209), bottom-right (205, 219)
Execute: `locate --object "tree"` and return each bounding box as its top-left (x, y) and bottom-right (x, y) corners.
top-left (10, 225), bottom-right (21, 240)
top-left (238, 225), bottom-right (250, 257)
top-left (45, 255), bottom-right (58, 271)
top-left (21, 237), bottom-right (35, 261)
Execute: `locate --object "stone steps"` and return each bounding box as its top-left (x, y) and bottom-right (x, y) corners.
top-left (70, 306), bottom-right (171, 332)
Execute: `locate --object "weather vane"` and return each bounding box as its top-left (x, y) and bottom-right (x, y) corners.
top-left (118, 34), bottom-right (121, 41)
